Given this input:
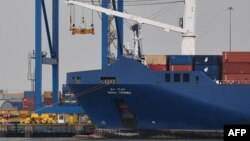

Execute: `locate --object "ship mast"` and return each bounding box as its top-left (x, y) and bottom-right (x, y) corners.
top-left (182, 0), bottom-right (196, 55)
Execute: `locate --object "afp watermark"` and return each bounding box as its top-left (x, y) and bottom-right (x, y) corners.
top-left (224, 125), bottom-right (250, 141)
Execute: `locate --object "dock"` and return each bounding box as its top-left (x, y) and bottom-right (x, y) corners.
top-left (0, 124), bottom-right (95, 137)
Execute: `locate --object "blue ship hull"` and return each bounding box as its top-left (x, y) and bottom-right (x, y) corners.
top-left (65, 57), bottom-right (250, 130)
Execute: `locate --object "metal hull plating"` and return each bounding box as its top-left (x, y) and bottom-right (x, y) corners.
top-left (65, 57), bottom-right (250, 130)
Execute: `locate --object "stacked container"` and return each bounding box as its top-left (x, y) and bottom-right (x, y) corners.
top-left (222, 52), bottom-right (250, 84)
top-left (22, 91), bottom-right (35, 111)
top-left (194, 55), bottom-right (222, 80)
top-left (168, 55), bottom-right (193, 71)
top-left (43, 91), bottom-right (53, 106)
top-left (145, 55), bottom-right (167, 71)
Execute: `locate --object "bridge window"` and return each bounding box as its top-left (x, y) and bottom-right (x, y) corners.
top-left (196, 76), bottom-right (200, 84)
top-left (174, 73), bottom-right (181, 82)
top-left (183, 73), bottom-right (190, 82)
top-left (76, 76), bottom-right (81, 84)
top-left (165, 73), bottom-right (171, 82)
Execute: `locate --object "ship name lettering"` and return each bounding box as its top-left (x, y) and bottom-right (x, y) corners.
top-left (118, 91), bottom-right (132, 95)
top-left (108, 91), bottom-right (117, 95)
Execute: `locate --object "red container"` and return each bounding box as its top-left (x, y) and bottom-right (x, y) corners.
top-left (22, 106), bottom-right (35, 111)
top-left (223, 63), bottom-right (250, 74)
top-left (44, 98), bottom-right (53, 106)
top-left (169, 65), bottom-right (192, 71)
top-left (44, 102), bottom-right (53, 106)
top-left (223, 74), bottom-right (250, 84)
top-left (22, 102), bottom-right (34, 107)
top-left (148, 64), bottom-right (167, 71)
top-left (43, 101), bottom-right (53, 106)
top-left (223, 52), bottom-right (250, 63)
top-left (23, 98), bottom-right (34, 102)
top-left (22, 99), bottom-right (34, 104)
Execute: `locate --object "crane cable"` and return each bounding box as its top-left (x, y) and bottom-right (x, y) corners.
top-left (148, 3), bottom-right (181, 19)
top-left (72, 0), bottom-right (76, 28)
top-left (91, 0), bottom-right (94, 28)
top-left (76, 0), bottom-right (184, 6)
top-left (81, 0), bottom-right (85, 28)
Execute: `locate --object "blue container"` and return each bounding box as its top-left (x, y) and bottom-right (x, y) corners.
top-left (168, 55), bottom-right (193, 65)
top-left (194, 55), bottom-right (221, 65)
top-left (24, 91), bottom-right (35, 98)
top-left (15, 102), bottom-right (23, 110)
top-left (11, 101), bottom-right (23, 110)
top-left (194, 65), bottom-right (221, 75)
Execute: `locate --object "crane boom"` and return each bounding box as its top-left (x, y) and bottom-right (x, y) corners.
top-left (65, 0), bottom-right (186, 33)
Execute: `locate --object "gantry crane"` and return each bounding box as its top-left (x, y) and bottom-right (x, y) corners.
top-left (34, 0), bottom-right (59, 112)
top-left (66, 0), bottom-right (197, 56)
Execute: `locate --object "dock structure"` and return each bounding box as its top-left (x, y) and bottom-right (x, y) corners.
top-left (0, 123), bottom-right (94, 137)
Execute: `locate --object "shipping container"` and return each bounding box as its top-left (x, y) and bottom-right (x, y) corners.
top-left (168, 55), bottom-right (193, 65)
top-left (43, 103), bottom-right (53, 106)
top-left (223, 52), bottom-right (250, 63)
top-left (193, 55), bottom-right (221, 65)
top-left (194, 65), bottom-right (221, 75)
top-left (223, 74), bottom-right (250, 84)
top-left (22, 105), bottom-right (35, 111)
top-left (145, 55), bottom-right (167, 65)
top-left (223, 63), bottom-right (250, 74)
top-left (11, 101), bottom-right (23, 110)
top-left (22, 101), bottom-right (34, 106)
top-left (24, 91), bottom-right (34, 98)
top-left (169, 65), bottom-right (192, 71)
top-left (148, 64), bottom-right (167, 71)
top-left (23, 98), bottom-right (34, 103)
top-left (22, 98), bottom-right (35, 108)
top-left (44, 91), bottom-right (52, 98)
top-left (22, 102), bottom-right (34, 107)
top-left (44, 98), bottom-right (53, 103)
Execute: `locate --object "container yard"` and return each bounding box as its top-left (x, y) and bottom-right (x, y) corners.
top-left (1, 0), bottom-right (250, 140)
top-left (0, 91), bottom-right (94, 137)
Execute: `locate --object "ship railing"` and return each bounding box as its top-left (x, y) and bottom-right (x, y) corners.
top-left (215, 80), bottom-right (250, 85)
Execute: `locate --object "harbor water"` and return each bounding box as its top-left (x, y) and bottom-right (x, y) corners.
top-left (0, 138), bottom-right (222, 141)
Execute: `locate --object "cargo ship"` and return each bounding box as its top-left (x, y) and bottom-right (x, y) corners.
top-left (63, 0), bottom-right (250, 136)
top-left (65, 53), bottom-right (250, 130)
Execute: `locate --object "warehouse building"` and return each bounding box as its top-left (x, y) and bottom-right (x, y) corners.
top-left (0, 100), bottom-right (16, 110)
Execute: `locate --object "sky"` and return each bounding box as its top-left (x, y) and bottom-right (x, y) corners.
top-left (0, 0), bottom-right (250, 92)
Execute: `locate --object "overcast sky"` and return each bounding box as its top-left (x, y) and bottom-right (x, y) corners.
top-left (0, 0), bottom-right (250, 92)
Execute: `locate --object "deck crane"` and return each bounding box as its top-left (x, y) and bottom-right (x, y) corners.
top-left (65, 0), bottom-right (196, 55)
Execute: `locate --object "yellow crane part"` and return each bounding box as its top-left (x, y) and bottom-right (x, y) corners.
top-left (71, 28), bottom-right (94, 35)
